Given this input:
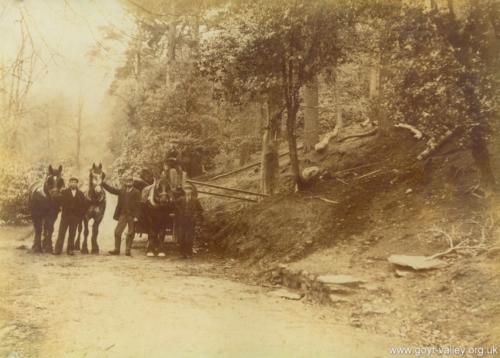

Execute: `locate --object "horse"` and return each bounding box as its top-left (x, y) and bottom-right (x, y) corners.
top-left (140, 174), bottom-right (175, 257)
top-left (29, 165), bottom-right (65, 253)
top-left (75, 163), bottom-right (106, 254)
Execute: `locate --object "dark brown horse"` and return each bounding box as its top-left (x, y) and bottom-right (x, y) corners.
top-left (76, 163), bottom-right (106, 254)
top-left (141, 174), bottom-right (175, 257)
top-left (29, 165), bottom-right (65, 253)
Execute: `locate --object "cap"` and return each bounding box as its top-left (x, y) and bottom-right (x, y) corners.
top-left (69, 176), bottom-right (79, 182)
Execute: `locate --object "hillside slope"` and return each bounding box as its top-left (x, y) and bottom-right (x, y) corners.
top-left (198, 128), bottom-right (500, 347)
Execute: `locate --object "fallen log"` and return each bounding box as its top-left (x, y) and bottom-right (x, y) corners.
top-left (313, 196), bottom-right (339, 204)
top-left (394, 123), bottom-right (423, 140)
top-left (417, 128), bottom-right (457, 161)
top-left (354, 169), bottom-right (382, 181)
top-left (314, 126), bottom-right (340, 152)
top-left (337, 128), bottom-right (378, 143)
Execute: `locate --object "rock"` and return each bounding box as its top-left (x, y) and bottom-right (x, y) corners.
top-left (302, 166), bottom-right (321, 181)
top-left (326, 285), bottom-right (354, 294)
top-left (362, 302), bottom-right (394, 315)
top-left (360, 283), bottom-right (380, 292)
top-left (350, 317), bottom-right (362, 328)
top-left (395, 269), bottom-right (412, 277)
top-left (329, 294), bottom-right (349, 304)
top-left (268, 288), bottom-right (303, 300)
top-left (388, 255), bottom-right (447, 270)
top-left (317, 274), bottom-right (366, 286)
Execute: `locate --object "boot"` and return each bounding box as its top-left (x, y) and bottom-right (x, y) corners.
top-left (110, 235), bottom-right (121, 255)
top-left (125, 235), bottom-right (133, 257)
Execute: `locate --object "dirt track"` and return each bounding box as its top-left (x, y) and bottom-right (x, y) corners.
top-left (0, 223), bottom-right (398, 358)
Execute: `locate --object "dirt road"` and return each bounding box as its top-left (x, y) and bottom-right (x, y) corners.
top-left (0, 222), bottom-right (397, 358)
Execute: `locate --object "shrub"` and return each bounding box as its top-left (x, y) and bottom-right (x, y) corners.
top-left (0, 163), bottom-right (45, 225)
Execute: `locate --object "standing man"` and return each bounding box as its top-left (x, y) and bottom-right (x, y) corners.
top-left (103, 174), bottom-right (141, 256)
top-left (54, 177), bottom-right (86, 255)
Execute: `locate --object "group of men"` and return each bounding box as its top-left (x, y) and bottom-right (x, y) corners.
top-left (53, 173), bottom-right (142, 256)
top-left (54, 154), bottom-right (195, 257)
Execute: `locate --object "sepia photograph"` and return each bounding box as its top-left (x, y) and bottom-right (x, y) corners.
top-left (0, 0), bottom-right (499, 357)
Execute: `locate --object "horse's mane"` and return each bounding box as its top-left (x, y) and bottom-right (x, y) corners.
top-left (29, 181), bottom-right (46, 198)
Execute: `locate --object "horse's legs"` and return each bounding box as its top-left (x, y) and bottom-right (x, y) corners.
top-left (146, 231), bottom-right (156, 256)
top-left (81, 217), bottom-right (89, 254)
top-left (158, 229), bottom-right (166, 256)
top-left (42, 214), bottom-right (56, 254)
top-left (91, 217), bottom-right (101, 254)
top-left (75, 220), bottom-right (82, 251)
top-left (32, 217), bottom-right (43, 253)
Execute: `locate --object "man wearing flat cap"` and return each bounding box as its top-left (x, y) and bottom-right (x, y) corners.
top-left (54, 176), bottom-right (86, 255)
top-left (102, 173), bottom-right (141, 256)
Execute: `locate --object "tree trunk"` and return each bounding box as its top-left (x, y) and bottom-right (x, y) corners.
top-left (260, 93), bottom-right (280, 195)
top-left (165, 1), bottom-right (177, 87)
top-left (286, 100), bottom-right (302, 191)
top-left (239, 140), bottom-right (251, 166)
top-left (303, 75), bottom-right (319, 152)
top-left (471, 126), bottom-right (496, 188)
top-left (441, 0), bottom-right (497, 188)
top-left (333, 74), bottom-right (344, 136)
top-left (368, 55), bottom-right (380, 100)
top-left (76, 99), bottom-right (83, 170)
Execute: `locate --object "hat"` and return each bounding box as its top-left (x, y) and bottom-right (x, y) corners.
top-left (166, 148), bottom-right (178, 162)
top-left (121, 170), bottom-right (134, 181)
top-left (69, 176), bottom-right (79, 182)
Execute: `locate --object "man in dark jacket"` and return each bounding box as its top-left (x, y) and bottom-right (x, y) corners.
top-left (54, 177), bottom-right (86, 255)
top-left (103, 174), bottom-right (141, 256)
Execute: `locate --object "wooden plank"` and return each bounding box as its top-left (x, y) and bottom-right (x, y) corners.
top-left (197, 190), bottom-right (259, 202)
top-left (186, 179), bottom-right (269, 197)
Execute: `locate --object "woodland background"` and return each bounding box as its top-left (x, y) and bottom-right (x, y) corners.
top-left (0, 0), bottom-right (499, 223)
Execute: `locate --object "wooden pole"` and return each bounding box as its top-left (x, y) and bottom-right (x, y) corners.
top-left (186, 179), bottom-right (269, 197)
top-left (197, 190), bottom-right (259, 202)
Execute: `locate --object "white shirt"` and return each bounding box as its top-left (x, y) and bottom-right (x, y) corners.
top-left (71, 189), bottom-right (77, 197)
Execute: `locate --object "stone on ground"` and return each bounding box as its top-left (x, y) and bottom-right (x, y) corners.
top-left (388, 255), bottom-right (447, 270)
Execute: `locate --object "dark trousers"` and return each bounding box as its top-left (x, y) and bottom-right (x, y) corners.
top-left (177, 216), bottom-right (196, 257)
top-left (55, 215), bottom-right (80, 254)
top-left (115, 214), bottom-right (135, 253)
top-left (32, 214), bottom-right (58, 253)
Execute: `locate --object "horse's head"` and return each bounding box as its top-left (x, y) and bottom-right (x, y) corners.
top-left (150, 175), bottom-right (173, 207)
top-left (44, 165), bottom-right (65, 198)
top-left (89, 163), bottom-right (104, 194)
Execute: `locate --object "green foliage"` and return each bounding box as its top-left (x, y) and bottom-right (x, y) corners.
top-left (200, 0), bottom-right (353, 101)
top-left (108, 11), bottom-right (222, 179)
top-left (381, 3), bottom-right (499, 140)
top-left (0, 163), bottom-right (45, 225)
